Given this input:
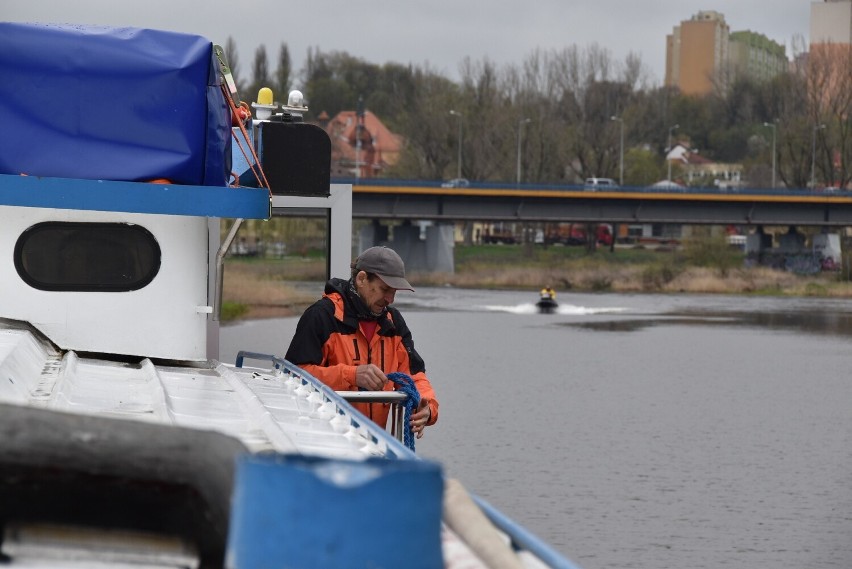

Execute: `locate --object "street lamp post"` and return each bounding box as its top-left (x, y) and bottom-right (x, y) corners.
top-left (763, 121), bottom-right (777, 188)
top-left (811, 123), bottom-right (825, 189)
top-left (517, 118), bottom-right (531, 186)
top-left (449, 110), bottom-right (463, 180)
top-left (355, 96), bottom-right (364, 180)
top-left (667, 124), bottom-right (679, 183)
top-left (611, 116), bottom-right (624, 185)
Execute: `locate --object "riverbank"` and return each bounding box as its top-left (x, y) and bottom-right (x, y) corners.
top-left (222, 243), bottom-right (852, 321)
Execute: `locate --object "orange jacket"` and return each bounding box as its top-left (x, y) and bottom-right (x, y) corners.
top-left (285, 278), bottom-right (438, 429)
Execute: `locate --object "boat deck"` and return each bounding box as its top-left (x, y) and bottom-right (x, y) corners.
top-left (0, 319), bottom-right (582, 568)
top-left (0, 320), bottom-right (397, 460)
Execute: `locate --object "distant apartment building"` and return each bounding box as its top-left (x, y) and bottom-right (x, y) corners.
top-left (808, 0), bottom-right (851, 136)
top-left (666, 11), bottom-right (787, 96)
top-left (810, 0), bottom-right (852, 45)
top-left (729, 31), bottom-right (788, 83)
top-left (666, 11), bottom-right (730, 96)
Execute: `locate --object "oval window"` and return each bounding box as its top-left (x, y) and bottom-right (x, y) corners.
top-left (14, 222), bottom-right (161, 292)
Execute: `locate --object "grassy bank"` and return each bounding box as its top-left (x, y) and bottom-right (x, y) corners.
top-left (418, 242), bottom-right (852, 296)
top-left (222, 255), bottom-right (326, 320)
top-left (221, 240), bottom-right (852, 321)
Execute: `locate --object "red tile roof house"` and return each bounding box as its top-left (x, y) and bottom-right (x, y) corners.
top-left (319, 110), bottom-right (403, 178)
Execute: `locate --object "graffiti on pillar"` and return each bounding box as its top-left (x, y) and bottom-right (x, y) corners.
top-left (745, 229), bottom-right (841, 274)
top-left (784, 255), bottom-right (822, 275)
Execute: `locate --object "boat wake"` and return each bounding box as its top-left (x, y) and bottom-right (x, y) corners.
top-left (482, 303), bottom-right (628, 315)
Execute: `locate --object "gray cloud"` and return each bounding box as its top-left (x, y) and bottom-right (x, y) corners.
top-left (4, 0), bottom-right (812, 90)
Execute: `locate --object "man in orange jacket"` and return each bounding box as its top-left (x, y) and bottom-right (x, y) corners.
top-left (285, 246), bottom-right (438, 438)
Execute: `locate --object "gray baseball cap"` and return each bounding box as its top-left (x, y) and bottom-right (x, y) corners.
top-left (354, 246), bottom-right (414, 291)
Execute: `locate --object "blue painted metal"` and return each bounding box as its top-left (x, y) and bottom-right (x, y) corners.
top-left (234, 350), bottom-right (280, 369)
top-left (474, 495), bottom-right (584, 569)
top-left (226, 453), bottom-right (444, 569)
top-left (0, 174), bottom-right (270, 219)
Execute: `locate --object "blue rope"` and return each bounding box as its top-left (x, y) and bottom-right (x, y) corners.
top-left (387, 372), bottom-right (420, 452)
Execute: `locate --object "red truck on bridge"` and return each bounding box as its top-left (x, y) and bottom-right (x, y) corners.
top-left (543, 223), bottom-right (613, 246)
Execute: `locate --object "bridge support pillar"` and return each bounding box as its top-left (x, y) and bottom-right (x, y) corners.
top-left (777, 226), bottom-right (806, 253)
top-left (424, 223), bottom-right (455, 274)
top-left (358, 221), bottom-right (454, 275)
top-left (745, 226), bottom-right (773, 255)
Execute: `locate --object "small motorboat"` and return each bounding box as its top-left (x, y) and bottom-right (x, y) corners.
top-left (537, 288), bottom-right (559, 314)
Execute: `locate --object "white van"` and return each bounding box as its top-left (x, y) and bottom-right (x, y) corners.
top-left (584, 177), bottom-right (617, 190)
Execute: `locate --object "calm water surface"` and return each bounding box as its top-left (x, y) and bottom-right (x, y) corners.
top-left (220, 289), bottom-right (852, 569)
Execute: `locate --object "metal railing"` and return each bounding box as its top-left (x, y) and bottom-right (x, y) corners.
top-left (234, 350), bottom-right (408, 443)
top-left (335, 390), bottom-right (408, 442)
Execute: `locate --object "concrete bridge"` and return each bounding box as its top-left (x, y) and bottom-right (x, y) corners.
top-left (274, 180), bottom-right (852, 275)
top-left (349, 180), bottom-right (852, 226)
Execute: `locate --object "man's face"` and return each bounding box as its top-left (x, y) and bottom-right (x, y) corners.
top-left (355, 271), bottom-right (396, 315)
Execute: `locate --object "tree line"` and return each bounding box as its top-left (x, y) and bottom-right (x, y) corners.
top-left (224, 37), bottom-right (852, 190)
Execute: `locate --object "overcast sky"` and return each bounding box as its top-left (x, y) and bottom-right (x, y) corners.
top-left (5, 1), bottom-right (813, 91)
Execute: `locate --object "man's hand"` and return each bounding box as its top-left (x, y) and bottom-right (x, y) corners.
top-left (410, 398), bottom-right (432, 439)
top-left (354, 364), bottom-right (388, 391)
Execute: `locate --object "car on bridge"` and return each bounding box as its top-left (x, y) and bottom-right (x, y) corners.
top-left (584, 177), bottom-right (618, 191)
top-left (441, 178), bottom-right (470, 188)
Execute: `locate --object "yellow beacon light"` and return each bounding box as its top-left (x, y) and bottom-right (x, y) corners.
top-left (252, 87), bottom-right (277, 120)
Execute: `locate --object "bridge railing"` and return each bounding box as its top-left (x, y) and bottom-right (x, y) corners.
top-left (333, 176), bottom-right (850, 198)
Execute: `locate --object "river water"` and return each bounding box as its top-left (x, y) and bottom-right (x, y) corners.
top-left (220, 289), bottom-right (852, 569)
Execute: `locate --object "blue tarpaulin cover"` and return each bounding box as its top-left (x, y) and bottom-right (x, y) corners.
top-left (0, 22), bottom-right (231, 186)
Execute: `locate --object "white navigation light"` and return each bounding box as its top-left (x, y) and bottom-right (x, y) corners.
top-left (287, 89), bottom-right (304, 108)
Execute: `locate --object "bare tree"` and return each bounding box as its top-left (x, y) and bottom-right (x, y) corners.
top-left (275, 43), bottom-right (292, 101)
top-left (247, 45), bottom-right (272, 106)
top-left (544, 44), bottom-right (635, 182)
top-left (456, 57), bottom-right (515, 182)
top-left (386, 66), bottom-right (457, 180)
top-left (506, 50), bottom-right (572, 183)
top-left (807, 42), bottom-right (852, 188)
top-left (775, 37), bottom-right (812, 188)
